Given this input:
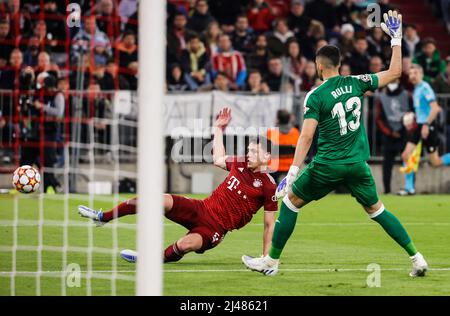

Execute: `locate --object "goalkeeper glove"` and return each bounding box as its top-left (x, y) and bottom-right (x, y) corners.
top-left (275, 165), bottom-right (300, 199)
top-left (380, 10), bottom-right (402, 47)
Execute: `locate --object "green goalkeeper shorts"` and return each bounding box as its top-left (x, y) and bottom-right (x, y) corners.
top-left (291, 160), bottom-right (379, 207)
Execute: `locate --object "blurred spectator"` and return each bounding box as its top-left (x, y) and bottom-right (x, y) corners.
top-left (38, 1), bottom-right (68, 66)
top-left (96, 59), bottom-right (130, 90)
top-left (181, 34), bottom-right (211, 91)
top-left (305, 0), bottom-right (338, 31)
top-left (301, 20), bottom-right (326, 60)
top-left (402, 24), bottom-right (421, 58)
top-left (124, 8), bottom-right (138, 35)
top-left (93, 0), bottom-right (121, 42)
top-left (433, 56), bottom-right (450, 93)
top-left (400, 56), bottom-right (414, 91)
top-left (282, 40), bottom-right (307, 87)
top-left (441, 0), bottom-right (450, 32)
top-left (212, 34), bottom-right (247, 90)
top-left (208, 0), bottom-right (246, 28)
top-left (243, 69), bottom-right (269, 94)
top-left (200, 72), bottom-right (230, 92)
top-left (167, 12), bottom-right (195, 64)
top-left (4, 0), bottom-right (33, 38)
top-left (35, 51), bottom-right (58, 78)
top-left (379, 0), bottom-right (393, 14)
top-left (267, 18), bottom-right (295, 57)
top-left (181, 35), bottom-right (211, 91)
top-left (336, 23), bottom-right (354, 57)
top-left (375, 79), bottom-right (410, 193)
top-left (33, 19), bottom-right (54, 53)
top-left (287, 0), bottom-right (311, 41)
top-left (367, 27), bottom-right (390, 62)
top-left (413, 37), bottom-right (446, 84)
top-left (187, 0), bottom-right (214, 34)
top-left (369, 56), bottom-right (384, 74)
top-left (211, 71), bottom-right (230, 92)
top-left (167, 64), bottom-right (190, 92)
top-left (0, 48), bottom-right (23, 89)
top-left (231, 15), bottom-right (254, 56)
top-left (22, 35), bottom-right (40, 67)
top-left (245, 34), bottom-right (269, 77)
top-left (117, 30), bottom-right (138, 71)
top-left (0, 18), bottom-right (13, 67)
top-left (72, 15), bottom-right (112, 67)
top-left (265, 57), bottom-right (291, 92)
top-left (336, 0), bottom-right (359, 25)
top-left (345, 37), bottom-right (371, 75)
top-left (202, 21), bottom-right (222, 56)
top-left (118, 0), bottom-right (138, 25)
top-left (247, 0), bottom-right (274, 34)
top-left (339, 63), bottom-right (351, 76)
top-left (315, 38), bottom-right (328, 52)
top-left (300, 61), bottom-right (317, 92)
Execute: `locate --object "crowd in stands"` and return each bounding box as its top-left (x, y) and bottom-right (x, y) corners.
top-left (0, 0), bottom-right (448, 94)
top-left (165, 0), bottom-right (450, 94)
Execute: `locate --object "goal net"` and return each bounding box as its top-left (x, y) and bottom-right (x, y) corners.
top-left (0, 0), bottom-right (163, 296)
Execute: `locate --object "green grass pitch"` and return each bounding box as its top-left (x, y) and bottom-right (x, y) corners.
top-left (0, 193), bottom-right (449, 296)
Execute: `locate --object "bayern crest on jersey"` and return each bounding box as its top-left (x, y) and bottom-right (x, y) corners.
top-left (253, 179), bottom-right (263, 188)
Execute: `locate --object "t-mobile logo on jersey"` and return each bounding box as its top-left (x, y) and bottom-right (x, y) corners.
top-left (227, 176), bottom-right (240, 191)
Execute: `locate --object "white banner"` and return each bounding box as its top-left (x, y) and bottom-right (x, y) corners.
top-left (163, 91), bottom-right (293, 136)
top-left (163, 92), bottom-right (212, 136)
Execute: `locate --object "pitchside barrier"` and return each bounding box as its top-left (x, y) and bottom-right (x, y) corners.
top-left (0, 90), bottom-right (449, 193)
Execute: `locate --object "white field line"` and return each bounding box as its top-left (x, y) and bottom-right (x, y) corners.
top-left (1, 267), bottom-right (450, 276)
top-left (1, 220), bottom-right (450, 228)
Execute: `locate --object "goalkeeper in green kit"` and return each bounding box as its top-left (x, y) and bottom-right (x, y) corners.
top-left (242, 10), bottom-right (428, 277)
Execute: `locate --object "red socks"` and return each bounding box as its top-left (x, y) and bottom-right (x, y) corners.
top-left (102, 198), bottom-right (137, 222)
top-left (164, 242), bottom-right (184, 263)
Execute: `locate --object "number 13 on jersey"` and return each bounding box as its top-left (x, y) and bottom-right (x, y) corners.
top-left (331, 96), bottom-right (362, 136)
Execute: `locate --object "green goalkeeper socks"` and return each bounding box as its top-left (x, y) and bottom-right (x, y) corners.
top-left (269, 196), bottom-right (299, 259)
top-left (371, 206), bottom-right (417, 256)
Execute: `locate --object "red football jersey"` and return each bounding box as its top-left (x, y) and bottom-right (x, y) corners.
top-left (203, 156), bottom-right (278, 231)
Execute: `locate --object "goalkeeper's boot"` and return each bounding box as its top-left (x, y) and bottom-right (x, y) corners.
top-left (410, 252), bottom-right (428, 277)
top-left (241, 255), bottom-right (279, 276)
top-left (78, 205), bottom-right (105, 227)
top-left (120, 249), bottom-right (137, 263)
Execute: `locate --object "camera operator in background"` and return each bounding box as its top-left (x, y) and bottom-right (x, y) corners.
top-left (21, 72), bottom-right (64, 193)
top-left (375, 79), bottom-right (410, 194)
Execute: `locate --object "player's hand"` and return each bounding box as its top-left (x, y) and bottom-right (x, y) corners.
top-left (275, 166), bottom-right (300, 199)
top-left (380, 10), bottom-right (402, 46)
top-left (421, 124), bottom-right (429, 140)
top-left (215, 107), bottom-right (231, 131)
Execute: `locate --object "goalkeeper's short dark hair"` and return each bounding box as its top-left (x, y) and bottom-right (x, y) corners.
top-left (316, 45), bottom-right (341, 68)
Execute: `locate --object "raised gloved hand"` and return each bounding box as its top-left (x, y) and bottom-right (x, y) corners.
top-left (380, 10), bottom-right (402, 47)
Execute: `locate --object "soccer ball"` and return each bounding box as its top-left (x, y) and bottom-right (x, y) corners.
top-left (12, 165), bottom-right (41, 193)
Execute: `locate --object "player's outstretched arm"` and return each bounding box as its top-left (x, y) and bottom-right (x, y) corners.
top-left (376, 10), bottom-right (402, 88)
top-left (276, 118), bottom-right (318, 198)
top-left (213, 107), bottom-right (231, 169)
top-left (262, 211), bottom-right (276, 256)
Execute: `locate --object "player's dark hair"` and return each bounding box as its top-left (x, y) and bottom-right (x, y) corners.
top-left (422, 37), bottom-right (436, 46)
top-left (315, 45), bottom-right (341, 68)
top-left (248, 136), bottom-right (272, 154)
top-left (277, 109), bottom-right (291, 125)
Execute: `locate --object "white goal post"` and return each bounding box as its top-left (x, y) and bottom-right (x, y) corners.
top-left (136, 0), bottom-right (165, 295)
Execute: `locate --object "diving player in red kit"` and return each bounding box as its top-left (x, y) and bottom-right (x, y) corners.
top-left (78, 107), bottom-right (278, 263)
